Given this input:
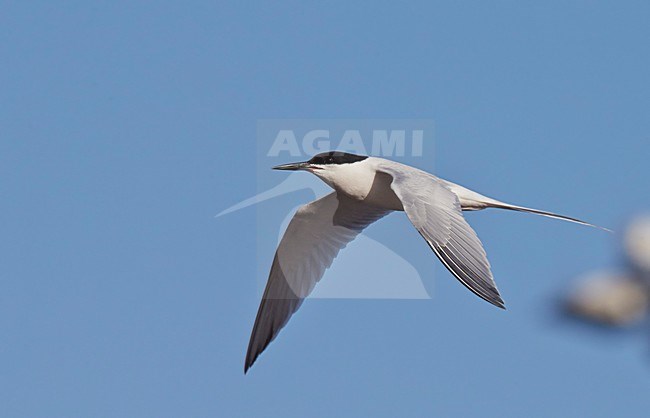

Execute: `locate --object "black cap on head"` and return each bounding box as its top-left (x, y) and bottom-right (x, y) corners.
top-left (308, 151), bottom-right (368, 165)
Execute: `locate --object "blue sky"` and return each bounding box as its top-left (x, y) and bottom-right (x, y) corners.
top-left (2, 1), bottom-right (650, 417)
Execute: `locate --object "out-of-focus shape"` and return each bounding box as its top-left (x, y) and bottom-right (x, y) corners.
top-left (625, 215), bottom-right (650, 275)
top-left (565, 271), bottom-right (649, 326)
top-left (562, 214), bottom-right (650, 328)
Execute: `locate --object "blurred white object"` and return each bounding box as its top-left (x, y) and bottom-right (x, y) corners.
top-left (566, 271), bottom-right (649, 326)
top-left (625, 215), bottom-right (650, 274)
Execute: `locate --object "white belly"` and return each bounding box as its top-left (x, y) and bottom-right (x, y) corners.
top-left (331, 170), bottom-right (403, 211)
top-left (359, 171), bottom-right (404, 210)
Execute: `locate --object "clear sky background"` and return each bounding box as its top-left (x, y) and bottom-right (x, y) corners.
top-left (2, 1), bottom-right (650, 417)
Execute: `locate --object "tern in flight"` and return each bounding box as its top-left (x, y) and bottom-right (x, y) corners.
top-left (244, 151), bottom-right (609, 372)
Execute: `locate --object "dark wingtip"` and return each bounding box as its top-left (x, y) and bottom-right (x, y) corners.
top-left (491, 296), bottom-right (506, 310)
top-left (244, 356), bottom-right (255, 375)
top-left (472, 290), bottom-right (506, 310)
top-left (479, 284), bottom-right (506, 310)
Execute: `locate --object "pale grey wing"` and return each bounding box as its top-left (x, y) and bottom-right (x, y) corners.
top-left (245, 192), bottom-right (390, 372)
top-left (377, 163), bottom-right (505, 309)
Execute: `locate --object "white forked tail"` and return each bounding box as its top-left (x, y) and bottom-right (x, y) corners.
top-left (485, 200), bottom-right (612, 233)
top-left (441, 181), bottom-right (612, 232)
